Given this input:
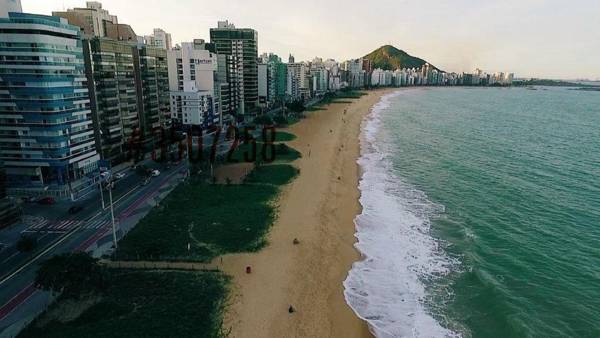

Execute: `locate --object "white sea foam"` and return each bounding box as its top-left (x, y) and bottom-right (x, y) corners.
top-left (344, 91), bottom-right (460, 338)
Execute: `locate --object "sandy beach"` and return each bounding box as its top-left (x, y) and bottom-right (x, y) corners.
top-left (215, 90), bottom-right (392, 338)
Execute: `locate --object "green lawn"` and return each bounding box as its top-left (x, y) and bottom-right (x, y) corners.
top-left (230, 142), bottom-right (301, 164)
top-left (19, 270), bottom-right (229, 338)
top-left (116, 181), bottom-right (278, 262)
top-left (274, 131), bottom-right (297, 142)
top-left (245, 164), bottom-right (298, 186)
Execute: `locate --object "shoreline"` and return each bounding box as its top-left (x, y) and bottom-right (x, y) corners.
top-left (215, 89), bottom-right (393, 337)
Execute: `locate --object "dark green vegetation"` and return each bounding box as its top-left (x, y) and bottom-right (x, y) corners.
top-left (116, 181), bottom-right (278, 262)
top-left (274, 131), bottom-right (296, 142)
top-left (35, 253), bottom-right (107, 299)
top-left (513, 78), bottom-right (593, 87)
top-left (307, 90), bottom-right (366, 111)
top-left (245, 164), bottom-right (298, 186)
top-left (21, 269), bottom-right (229, 338)
top-left (117, 135), bottom-right (300, 262)
top-left (364, 45), bottom-right (440, 71)
top-left (230, 140), bottom-right (301, 164)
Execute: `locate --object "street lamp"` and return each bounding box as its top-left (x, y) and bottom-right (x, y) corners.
top-left (100, 174), bottom-right (118, 249)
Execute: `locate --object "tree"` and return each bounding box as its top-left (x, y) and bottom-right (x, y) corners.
top-left (273, 115), bottom-right (288, 126)
top-left (253, 115), bottom-right (274, 126)
top-left (35, 253), bottom-right (108, 299)
top-left (286, 100), bottom-right (305, 113)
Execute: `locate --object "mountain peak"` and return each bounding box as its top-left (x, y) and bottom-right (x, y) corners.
top-left (364, 45), bottom-right (440, 72)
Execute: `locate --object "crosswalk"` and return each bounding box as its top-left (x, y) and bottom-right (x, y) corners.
top-left (22, 216), bottom-right (111, 233)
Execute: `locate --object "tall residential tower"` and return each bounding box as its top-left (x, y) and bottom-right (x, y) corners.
top-left (0, 12), bottom-right (100, 199)
top-left (210, 21), bottom-right (258, 118)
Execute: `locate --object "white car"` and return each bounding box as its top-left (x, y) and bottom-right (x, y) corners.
top-left (114, 172), bottom-right (126, 180)
top-left (151, 170), bottom-right (161, 177)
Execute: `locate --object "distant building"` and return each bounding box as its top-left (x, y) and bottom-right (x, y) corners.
top-left (144, 28), bottom-right (173, 50)
top-left (0, 13), bottom-right (100, 199)
top-left (53, 1), bottom-right (118, 38)
top-left (258, 63), bottom-right (268, 107)
top-left (210, 21), bottom-right (259, 117)
top-left (343, 59), bottom-right (365, 88)
top-left (167, 43), bottom-right (218, 127)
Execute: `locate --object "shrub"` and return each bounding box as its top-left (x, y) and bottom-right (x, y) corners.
top-left (35, 253), bottom-right (108, 299)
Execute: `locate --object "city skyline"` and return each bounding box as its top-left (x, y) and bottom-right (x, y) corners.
top-left (21, 0), bottom-right (600, 80)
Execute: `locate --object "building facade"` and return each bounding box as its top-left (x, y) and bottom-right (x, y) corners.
top-left (144, 28), bottom-right (172, 50)
top-left (83, 38), bottom-right (139, 165)
top-left (167, 42), bottom-right (218, 127)
top-left (53, 1), bottom-right (118, 38)
top-left (134, 45), bottom-right (170, 139)
top-left (0, 13), bottom-right (100, 199)
top-left (210, 21), bottom-right (258, 117)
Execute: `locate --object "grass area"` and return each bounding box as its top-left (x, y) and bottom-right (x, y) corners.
top-left (19, 270), bottom-right (229, 338)
top-left (116, 181), bottom-right (278, 262)
top-left (230, 142), bottom-right (301, 164)
top-left (245, 164), bottom-right (298, 186)
top-left (274, 131), bottom-right (296, 142)
top-left (116, 130), bottom-right (300, 262)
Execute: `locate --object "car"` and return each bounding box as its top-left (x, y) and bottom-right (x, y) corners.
top-left (68, 206), bottom-right (84, 214)
top-left (21, 196), bottom-right (37, 203)
top-left (142, 178), bottom-right (151, 186)
top-left (114, 172), bottom-right (126, 180)
top-left (37, 197), bottom-right (55, 205)
top-left (151, 170), bottom-right (160, 177)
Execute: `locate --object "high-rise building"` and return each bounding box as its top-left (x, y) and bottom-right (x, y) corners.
top-left (53, 1), bottom-right (118, 38)
top-left (287, 63), bottom-right (303, 101)
top-left (83, 38), bottom-right (139, 165)
top-left (144, 28), bottom-right (172, 50)
top-left (210, 20), bottom-right (258, 117)
top-left (134, 45), bottom-right (170, 137)
top-left (0, 13), bottom-right (100, 199)
top-left (264, 54), bottom-right (287, 105)
top-left (258, 63), bottom-right (268, 107)
top-left (167, 42), bottom-right (218, 127)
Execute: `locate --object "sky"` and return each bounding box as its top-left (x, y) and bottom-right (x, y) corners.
top-left (22, 0), bottom-right (600, 80)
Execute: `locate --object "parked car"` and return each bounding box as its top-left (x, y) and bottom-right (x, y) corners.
top-left (151, 170), bottom-right (161, 177)
top-left (68, 206), bottom-right (84, 214)
top-left (37, 197), bottom-right (55, 205)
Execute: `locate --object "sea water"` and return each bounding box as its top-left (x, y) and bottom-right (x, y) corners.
top-left (344, 87), bottom-right (600, 338)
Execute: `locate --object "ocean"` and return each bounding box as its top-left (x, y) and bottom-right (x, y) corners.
top-left (344, 87), bottom-right (600, 338)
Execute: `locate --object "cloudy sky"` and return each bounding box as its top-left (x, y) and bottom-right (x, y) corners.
top-left (23, 0), bottom-right (600, 80)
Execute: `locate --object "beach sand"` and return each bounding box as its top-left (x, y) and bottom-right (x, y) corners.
top-left (215, 90), bottom-right (392, 338)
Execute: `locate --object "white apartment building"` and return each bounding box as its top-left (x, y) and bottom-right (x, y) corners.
top-left (167, 43), bottom-right (219, 127)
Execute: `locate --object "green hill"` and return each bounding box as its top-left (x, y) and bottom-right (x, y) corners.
top-left (364, 45), bottom-right (441, 72)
